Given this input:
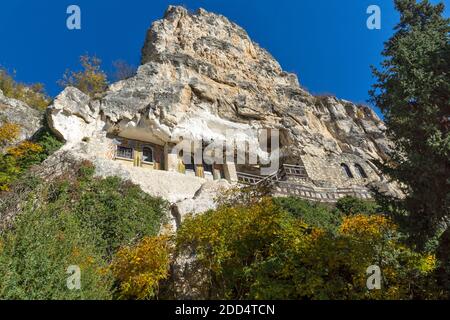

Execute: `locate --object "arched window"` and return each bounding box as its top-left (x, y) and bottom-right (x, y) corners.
top-left (341, 163), bottom-right (354, 179)
top-left (142, 147), bottom-right (154, 163)
top-left (355, 164), bottom-right (368, 179)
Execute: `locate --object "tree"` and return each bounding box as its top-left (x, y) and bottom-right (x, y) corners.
top-left (0, 207), bottom-right (113, 300)
top-left (174, 197), bottom-right (439, 300)
top-left (59, 55), bottom-right (109, 98)
top-left (110, 236), bottom-right (171, 300)
top-left (112, 60), bottom-right (137, 81)
top-left (370, 0), bottom-right (449, 251)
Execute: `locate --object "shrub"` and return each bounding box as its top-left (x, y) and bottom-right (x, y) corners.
top-left (334, 196), bottom-right (378, 216)
top-left (0, 208), bottom-right (113, 300)
top-left (0, 68), bottom-right (50, 110)
top-left (274, 197), bottom-right (341, 233)
top-left (111, 236), bottom-right (171, 300)
top-left (0, 123), bottom-right (21, 147)
top-left (0, 154), bottom-right (20, 191)
top-left (175, 196), bottom-right (441, 300)
top-left (38, 164), bottom-right (169, 259)
top-left (58, 55), bottom-right (108, 98)
top-left (176, 197), bottom-right (307, 299)
top-left (0, 163), bottom-right (169, 299)
top-left (0, 126), bottom-right (63, 191)
top-left (72, 175), bottom-right (169, 258)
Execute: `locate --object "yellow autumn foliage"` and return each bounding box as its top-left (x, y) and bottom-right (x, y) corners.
top-left (7, 141), bottom-right (43, 159)
top-left (110, 236), bottom-right (171, 300)
top-left (0, 123), bottom-right (20, 147)
top-left (58, 55), bottom-right (108, 98)
top-left (175, 197), bottom-right (442, 300)
top-left (340, 214), bottom-right (395, 239)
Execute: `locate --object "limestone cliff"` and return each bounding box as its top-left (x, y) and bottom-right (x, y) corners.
top-left (43, 6), bottom-right (397, 225)
top-left (0, 89), bottom-right (42, 148)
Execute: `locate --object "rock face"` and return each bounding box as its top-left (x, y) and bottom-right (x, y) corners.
top-left (45, 6), bottom-right (397, 224)
top-left (0, 89), bottom-right (42, 146)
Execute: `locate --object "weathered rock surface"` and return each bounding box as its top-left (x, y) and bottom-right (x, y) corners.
top-left (0, 89), bottom-right (42, 145)
top-left (44, 6), bottom-right (396, 226)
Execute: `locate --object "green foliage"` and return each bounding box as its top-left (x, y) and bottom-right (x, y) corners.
top-left (334, 196), bottom-right (379, 216)
top-left (175, 196), bottom-right (441, 300)
top-left (0, 154), bottom-right (20, 191)
top-left (71, 173), bottom-right (169, 258)
top-left (0, 126), bottom-right (63, 191)
top-left (0, 68), bottom-right (50, 110)
top-left (274, 197), bottom-right (341, 233)
top-left (370, 0), bottom-right (450, 249)
top-left (58, 55), bottom-right (109, 98)
top-left (0, 163), bottom-right (169, 299)
top-left (33, 126), bottom-right (65, 158)
top-left (0, 207), bottom-right (113, 300)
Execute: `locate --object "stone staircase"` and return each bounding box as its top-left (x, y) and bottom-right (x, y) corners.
top-left (237, 164), bottom-right (372, 203)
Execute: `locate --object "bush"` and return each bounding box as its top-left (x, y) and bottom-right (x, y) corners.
top-left (0, 208), bottom-right (113, 300)
top-left (0, 126), bottom-right (63, 191)
top-left (0, 163), bottom-right (169, 299)
top-left (72, 175), bottom-right (169, 258)
top-left (175, 196), bottom-right (441, 300)
top-left (0, 68), bottom-right (50, 110)
top-left (111, 236), bottom-right (171, 300)
top-left (334, 196), bottom-right (379, 216)
top-left (274, 197), bottom-right (341, 233)
top-left (0, 123), bottom-right (21, 147)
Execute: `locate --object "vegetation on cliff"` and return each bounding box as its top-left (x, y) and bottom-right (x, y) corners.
top-left (0, 122), bottom-right (62, 191)
top-left (0, 68), bottom-right (51, 110)
top-left (0, 163), bottom-right (168, 299)
top-left (370, 0), bottom-right (450, 290)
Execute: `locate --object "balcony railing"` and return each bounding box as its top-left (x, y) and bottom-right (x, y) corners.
top-left (237, 164), bottom-right (372, 202)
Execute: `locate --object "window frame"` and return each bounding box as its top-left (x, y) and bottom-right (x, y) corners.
top-left (341, 163), bottom-right (354, 179)
top-left (116, 145), bottom-right (134, 161)
top-left (142, 146), bottom-right (155, 164)
top-left (354, 163), bottom-right (368, 179)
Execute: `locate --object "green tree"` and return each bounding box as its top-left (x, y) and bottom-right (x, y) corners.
top-left (274, 197), bottom-right (341, 233)
top-left (0, 162), bottom-right (169, 299)
top-left (334, 196), bottom-right (379, 216)
top-left (370, 0), bottom-right (449, 251)
top-left (174, 196), bottom-right (439, 300)
top-left (59, 55), bottom-right (109, 98)
top-left (0, 208), bottom-right (113, 300)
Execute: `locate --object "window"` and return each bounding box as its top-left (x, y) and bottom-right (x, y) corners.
top-left (355, 164), bottom-right (368, 179)
top-left (185, 155), bottom-right (195, 172)
top-left (142, 147), bottom-right (154, 163)
top-left (341, 163), bottom-right (354, 179)
top-left (117, 146), bottom-right (133, 159)
top-left (203, 161), bottom-right (213, 175)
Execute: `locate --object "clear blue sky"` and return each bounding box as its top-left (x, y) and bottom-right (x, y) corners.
top-left (0, 0), bottom-right (448, 114)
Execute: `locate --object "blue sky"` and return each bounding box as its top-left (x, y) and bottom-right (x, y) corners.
top-left (0, 0), bottom-right (448, 114)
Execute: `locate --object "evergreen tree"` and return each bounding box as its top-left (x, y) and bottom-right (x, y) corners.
top-left (370, 0), bottom-right (449, 289)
